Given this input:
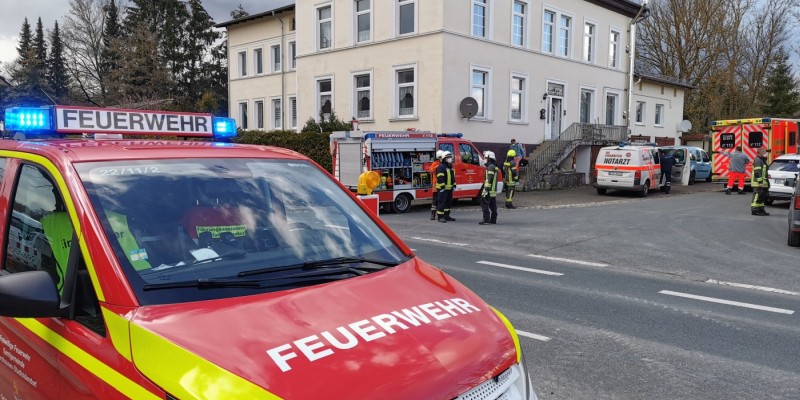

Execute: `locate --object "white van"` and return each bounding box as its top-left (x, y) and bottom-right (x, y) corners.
top-left (594, 144), bottom-right (692, 196)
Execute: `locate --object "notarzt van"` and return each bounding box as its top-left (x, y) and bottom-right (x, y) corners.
top-left (0, 106), bottom-right (537, 399)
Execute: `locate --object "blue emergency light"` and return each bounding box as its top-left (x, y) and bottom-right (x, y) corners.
top-left (4, 107), bottom-right (53, 131)
top-left (213, 117), bottom-right (237, 139)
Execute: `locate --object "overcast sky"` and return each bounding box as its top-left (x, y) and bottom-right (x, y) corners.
top-left (0, 0), bottom-right (278, 69)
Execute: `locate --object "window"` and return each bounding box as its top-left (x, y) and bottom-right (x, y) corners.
top-left (254, 48), bottom-right (263, 75)
top-left (291, 17), bottom-right (296, 31)
top-left (318, 5), bottom-right (332, 50)
top-left (272, 98), bottom-right (282, 129)
top-left (542, 11), bottom-right (554, 53)
top-left (580, 89), bottom-right (594, 123)
top-left (238, 51), bottom-right (247, 77)
top-left (317, 78), bottom-right (333, 119)
top-left (289, 96), bottom-right (298, 129)
top-left (512, 1), bottom-right (526, 46)
top-left (459, 143), bottom-right (481, 166)
top-left (356, 0), bottom-right (371, 43)
top-left (471, 67), bottom-right (490, 118)
top-left (238, 102), bottom-right (248, 129)
top-left (655, 104), bottom-right (664, 126)
top-left (635, 101), bottom-right (645, 124)
top-left (271, 45), bottom-right (281, 72)
top-left (583, 22), bottom-right (595, 62)
top-left (472, 0), bottom-right (488, 38)
top-left (354, 73), bottom-right (372, 120)
top-left (398, 0), bottom-right (416, 35)
top-left (395, 66), bottom-right (416, 118)
top-left (559, 15), bottom-right (571, 57)
top-left (609, 29), bottom-right (621, 68)
top-left (255, 100), bottom-right (264, 130)
top-left (510, 74), bottom-right (526, 121)
top-left (605, 93), bottom-right (619, 125)
top-left (289, 41), bottom-right (296, 69)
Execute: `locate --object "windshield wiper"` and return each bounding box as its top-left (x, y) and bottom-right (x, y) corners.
top-left (238, 256), bottom-right (402, 277)
top-left (142, 277), bottom-right (262, 291)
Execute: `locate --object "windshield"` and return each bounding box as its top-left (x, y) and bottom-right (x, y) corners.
top-left (768, 159), bottom-right (800, 172)
top-left (76, 158), bottom-right (407, 305)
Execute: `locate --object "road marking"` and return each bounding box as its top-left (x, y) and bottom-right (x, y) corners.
top-left (527, 254), bottom-right (608, 268)
top-left (659, 290), bottom-right (795, 315)
top-left (705, 279), bottom-right (800, 297)
top-left (477, 261), bottom-right (563, 276)
top-left (408, 237), bottom-right (470, 247)
top-left (516, 330), bottom-right (551, 342)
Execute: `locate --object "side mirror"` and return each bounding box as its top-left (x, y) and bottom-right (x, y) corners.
top-left (0, 271), bottom-right (61, 318)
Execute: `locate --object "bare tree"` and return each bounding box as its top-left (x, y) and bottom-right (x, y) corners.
top-left (62, 0), bottom-right (108, 105)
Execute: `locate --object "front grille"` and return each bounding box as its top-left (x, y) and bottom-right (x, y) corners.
top-left (456, 365), bottom-right (521, 400)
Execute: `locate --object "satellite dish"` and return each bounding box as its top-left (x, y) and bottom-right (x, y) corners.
top-left (459, 97), bottom-right (479, 119)
top-left (679, 120), bottom-right (692, 133)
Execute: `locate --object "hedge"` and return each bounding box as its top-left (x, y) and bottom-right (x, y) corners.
top-left (235, 130), bottom-right (333, 172)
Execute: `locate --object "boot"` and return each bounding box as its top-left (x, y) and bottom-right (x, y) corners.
top-left (479, 220), bottom-right (491, 225)
top-left (759, 207), bottom-right (770, 216)
top-left (444, 212), bottom-right (456, 221)
top-left (505, 204), bottom-right (516, 209)
top-left (490, 219), bottom-right (497, 224)
top-left (430, 210), bottom-right (436, 220)
top-left (725, 188), bottom-right (731, 195)
top-left (738, 190), bottom-right (747, 195)
top-left (438, 217), bottom-right (448, 223)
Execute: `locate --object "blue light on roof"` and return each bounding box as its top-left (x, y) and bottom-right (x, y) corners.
top-left (4, 107), bottom-right (53, 132)
top-left (212, 117), bottom-right (237, 139)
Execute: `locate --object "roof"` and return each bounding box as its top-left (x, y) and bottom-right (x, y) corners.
top-left (585, 0), bottom-right (644, 17)
top-left (214, 0), bottom-right (295, 28)
top-left (635, 71), bottom-right (696, 90)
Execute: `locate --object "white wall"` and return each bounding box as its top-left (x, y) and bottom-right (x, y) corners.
top-left (631, 79), bottom-right (688, 142)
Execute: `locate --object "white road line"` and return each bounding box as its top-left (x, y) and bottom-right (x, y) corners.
top-left (526, 254), bottom-right (608, 268)
top-left (659, 290), bottom-right (795, 315)
top-left (516, 330), bottom-right (551, 342)
top-left (705, 279), bottom-right (800, 297)
top-left (409, 237), bottom-right (470, 247)
top-left (477, 261), bottom-right (563, 276)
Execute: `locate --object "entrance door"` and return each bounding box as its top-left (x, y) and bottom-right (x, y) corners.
top-left (546, 97), bottom-right (563, 140)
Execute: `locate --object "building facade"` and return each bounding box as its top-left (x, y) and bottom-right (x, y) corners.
top-left (630, 72), bottom-right (694, 145)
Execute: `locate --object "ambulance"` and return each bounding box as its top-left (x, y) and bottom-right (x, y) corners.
top-left (330, 131), bottom-right (498, 213)
top-left (710, 118), bottom-right (799, 185)
top-left (0, 105), bottom-right (537, 399)
top-left (593, 143), bottom-right (691, 196)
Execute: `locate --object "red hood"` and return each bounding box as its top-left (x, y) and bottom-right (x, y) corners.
top-left (129, 258), bottom-right (517, 399)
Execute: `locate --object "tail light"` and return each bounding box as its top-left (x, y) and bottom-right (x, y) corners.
top-left (794, 195), bottom-right (800, 210)
top-left (634, 170), bottom-right (641, 180)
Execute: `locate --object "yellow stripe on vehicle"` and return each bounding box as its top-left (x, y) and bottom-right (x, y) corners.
top-left (102, 308), bottom-right (133, 362)
top-left (491, 307), bottom-right (522, 364)
top-left (16, 318), bottom-right (160, 399)
top-left (130, 323), bottom-right (283, 400)
top-left (0, 151), bottom-right (106, 302)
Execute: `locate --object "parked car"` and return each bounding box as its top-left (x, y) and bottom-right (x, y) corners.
top-left (660, 146), bottom-right (713, 184)
top-left (786, 176), bottom-right (800, 247)
top-left (766, 154), bottom-right (800, 205)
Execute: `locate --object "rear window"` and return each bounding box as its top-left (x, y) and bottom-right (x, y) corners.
top-left (769, 159), bottom-right (800, 172)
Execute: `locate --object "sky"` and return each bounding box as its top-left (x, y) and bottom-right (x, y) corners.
top-left (0, 0), bottom-right (280, 70)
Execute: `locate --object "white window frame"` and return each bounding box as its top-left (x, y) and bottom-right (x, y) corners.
top-left (635, 101), bottom-right (646, 125)
top-left (511, 1), bottom-right (528, 48)
top-left (392, 63), bottom-right (417, 119)
top-left (253, 47), bottom-right (264, 75)
top-left (352, 70), bottom-right (373, 121)
top-left (542, 10), bottom-right (555, 53)
top-left (583, 19), bottom-right (596, 63)
top-left (397, 0), bottom-right (417, 37)
top-left (471, 0), bottom-right (491, 39)
top-left (289, 41), bottom-right (297, 70)
top-left (470, 64), bottom-right (492, 120)
top-left (288, 96), bottom-right (298, 130)
top-left (254, 99), bottom-right (265, 130)
top-left (509, 72), bottom-right (528, 123)
top-left (655, 103), bottom-right (665, 127)
top-left (609, 27), bottom-right (621, 69)
top-left (354, 0), bottom-right (372, 44)
top-left (271, 44), bottom-right (281, 73)
top-left (271, 97), bottom-right (283, 130)
top-left (579, 86), bottom-right (596, 124)
top-left (238, 101), bottom-right (248, 129)
top-left (317, 3), bottom-right (333, 51)
top-left (603, 89), bottom-right (622, 125)
top-left (316, 75), bottom-right (334, 120)
top-left (558, 13), bottom-right (572, 58)
top-left (238, 50), bottom-right (247, 77)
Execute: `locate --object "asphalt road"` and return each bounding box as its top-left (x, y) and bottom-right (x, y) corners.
top-left (380, 188), bottom-right (800, 399)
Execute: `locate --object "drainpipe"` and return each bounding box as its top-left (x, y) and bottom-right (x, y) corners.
top-left (626, 0), bottom-right (649, 137)
top-left (272, 11), bottom-right (285, 129)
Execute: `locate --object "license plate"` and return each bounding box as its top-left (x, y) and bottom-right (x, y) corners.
top-left (775, 178), bottom-right (785, 184)
top-left (607, 171), bottom-right (624, 176)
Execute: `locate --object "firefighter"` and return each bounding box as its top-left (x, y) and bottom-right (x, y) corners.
top-left (436, 150), bottom-right (456, 223)
top-left (660, 149), bottom-right (674, 194)
top-left (750, 147), bottom-right (770, 216)
top-left (479, 151), bottom-right (499, 225)
top-left (503, 149), bottom-right (519, 209)
top-left (429, 150), bottom-right (444, 220)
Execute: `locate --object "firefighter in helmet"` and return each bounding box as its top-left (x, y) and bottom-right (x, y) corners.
top-left (435, 150), bottom-right (457, 223)
top-left (429, 150), bottom-right (445, 220)
top-left (750, 147), bottom-right (770, 216)
top-left (479, 151), bottom-right (499, 225)
top-left (503, 149), bottom-right (519, 209)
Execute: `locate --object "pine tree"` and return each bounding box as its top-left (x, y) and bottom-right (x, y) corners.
top-left (9, 17), bottom-right (47, 105)
top-left (47, 21), bottom-right (70, 102)
top-left (33, 18), bottom-right (47, 64)
top-left (183, 0), bottom-right (220, 103)
top-left (230, 4), bottom-right (249, 19)
top-left (760, 47), bottom-right (800, 117)
top-left (16, 18), bottom-right (32, 59)
top-left (101, 0), bottom-right (122, 78)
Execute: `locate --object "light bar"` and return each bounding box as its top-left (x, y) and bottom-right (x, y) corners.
top-left (4, 107), bottom-right (53, 131)
top-left (212, 117), bottom-right (237, 139)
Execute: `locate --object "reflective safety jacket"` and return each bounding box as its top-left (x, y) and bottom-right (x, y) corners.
top-left (482, 162), bottom-right (499, 197)
top-left (751, 155), bottom-right (769, 188)
top-left (436, 162), bottom-right (456, 190)
top-left (503, 158), bottom-right (519, 184)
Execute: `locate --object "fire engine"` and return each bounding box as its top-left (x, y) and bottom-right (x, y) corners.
top-left (710, 118), bottom-right (799, 185)
top-left (330, 131), bottom-right (498, 213)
